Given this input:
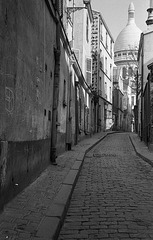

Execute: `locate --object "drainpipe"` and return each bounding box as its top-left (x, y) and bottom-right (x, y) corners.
top-left (75, 81), bottom-right (79, 144)
top-left (50, 1), bottom-right (61, 164)
top-left (135, 69), bottom-right (138, 133)
top-left (141, 34), bottom-right (144, 141)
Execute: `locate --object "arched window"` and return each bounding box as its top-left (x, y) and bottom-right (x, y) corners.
top-left (128, 67), bottom-right (133, 76)
top-left (122, 67), bottom-right (126, 79)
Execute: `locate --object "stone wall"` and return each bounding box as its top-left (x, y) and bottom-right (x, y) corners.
top-left (0, 0), bottom-right (56, 209)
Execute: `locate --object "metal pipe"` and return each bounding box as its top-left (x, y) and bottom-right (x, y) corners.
top-left (50, 0), bottom-right (61, 164)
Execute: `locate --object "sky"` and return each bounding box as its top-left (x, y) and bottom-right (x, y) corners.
top-left (91, 0), bottom-right (149, 41)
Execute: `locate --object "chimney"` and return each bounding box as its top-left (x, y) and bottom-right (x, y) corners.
top-left (146, 0), bottom-right (153, 26)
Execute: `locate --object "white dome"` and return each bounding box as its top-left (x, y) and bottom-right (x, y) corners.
top-left (114, 23), bottom-right (141, 52)
top-left (114, 2), bottom-right (142, 53)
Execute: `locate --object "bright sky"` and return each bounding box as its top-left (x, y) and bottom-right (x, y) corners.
top-left (91, 0), bottom-right (149, 41)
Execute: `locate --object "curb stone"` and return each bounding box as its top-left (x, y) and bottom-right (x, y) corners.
top-left (129, 134), bottom-right (153, 167)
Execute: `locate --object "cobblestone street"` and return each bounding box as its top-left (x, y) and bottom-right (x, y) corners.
top-left (58, 133), bottom-right (153, 239)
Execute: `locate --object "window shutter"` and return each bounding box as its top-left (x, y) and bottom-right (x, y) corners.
top-left (86, 58), bottom-right (92, 85)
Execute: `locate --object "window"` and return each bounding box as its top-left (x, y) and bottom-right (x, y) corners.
top-left (86, 16), bottom-right (89, 42)
top-left (63, 79), bottom-right (67, 107)
top-left (132, 96), bottom-right (134, 106)
top-left (122, 67), bottom-right (126, 79)
top-left (128, 67), bottom-right (133, 76)
top-left (106, 32), bottom-right (108, 49)
top-left (105, 57), bottom-right (107, 74)
top-left (105, 82), bottom-right (107, 99)
top-left (109, 87), bottom-right (111, 101)
top-left (86, 58), bottom-right (92, 84)
top-left (134, 67), bottom-right (138, 75)
top-left (48, 111), bottom-right (51, 121)
top-left (100, 22), bottom-right (103, 42)
top-left (110, 40), bottom-right (112, 56)
top-left (99, 77), bottom-right (102, 92)
top-left (110, 64), bottom-right (112, 79)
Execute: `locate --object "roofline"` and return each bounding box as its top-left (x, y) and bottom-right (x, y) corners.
top-left (92, 10), bottom-right (114, 42)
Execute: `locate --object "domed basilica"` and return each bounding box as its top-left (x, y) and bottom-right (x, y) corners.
top-left (114, 2), bottom-right (141, 131)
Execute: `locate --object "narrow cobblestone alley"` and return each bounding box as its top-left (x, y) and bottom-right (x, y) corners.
top-left (57, 133), bottom-right (153, 240)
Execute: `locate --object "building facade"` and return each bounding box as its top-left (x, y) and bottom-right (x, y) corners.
top-left (112, 67), bottom-right (124, 130)
top-left (65, 0), bottom-right (93, 141)
top-left (137, 0), bottom-right (153, 148)
top-left (0, 0), bottom-right (115, 209)
top-left (0, 0), bottom-right (60, 208)
top-left (91, 10), bottom-right (114, 132)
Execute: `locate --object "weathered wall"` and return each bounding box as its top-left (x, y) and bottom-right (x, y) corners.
top-left (0, 0), bottom-right (56, 209)
top-left (144, 32), bottom-right (153, 89)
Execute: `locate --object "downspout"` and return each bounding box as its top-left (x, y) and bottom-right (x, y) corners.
top-left (135, 69), bottom-right (138, 133)
top-left (50, 1), bottom-right (61, 164)
top-left (75, 81), bottom-right (79, 144)
top-left (141, 34), bottom-right (144, 141)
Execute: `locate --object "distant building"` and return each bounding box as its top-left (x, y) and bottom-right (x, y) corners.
top-left (137, 0), bottom-right (153, 148)
top-left (91, 10), bottom-right (114, 131)
top-left (114, 2), bottom-right (141, 132)
top-left (113, 67), bottom-right (124, 130)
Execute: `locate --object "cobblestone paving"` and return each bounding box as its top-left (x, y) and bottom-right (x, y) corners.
top-left (0, 151), bottom-right (78, 240)
top-left (0, 132), bottom-right (106, 240)
top-left (58, 133), bottom-right (153, 239)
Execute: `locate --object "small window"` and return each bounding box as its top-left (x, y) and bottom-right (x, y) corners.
top-left (105, 57), bottom-right (107, 74)
top-left (132, 96), bottom-right (134, 106)
top-left (86, 16), bottom-right (89, 42)
top-left (106, 32), bottom-right (108, 49)
top-left (128, 67), bottom-right (133, 76)
top-left (48, 111), bottom-right (51, 121)
top-left (63, 79), bottom-right (67, 107)
top-left (122, 67), bottom-right (126, 79)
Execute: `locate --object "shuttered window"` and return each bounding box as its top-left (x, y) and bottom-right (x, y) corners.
top-left (86, 58), bottom-right (92, 85)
